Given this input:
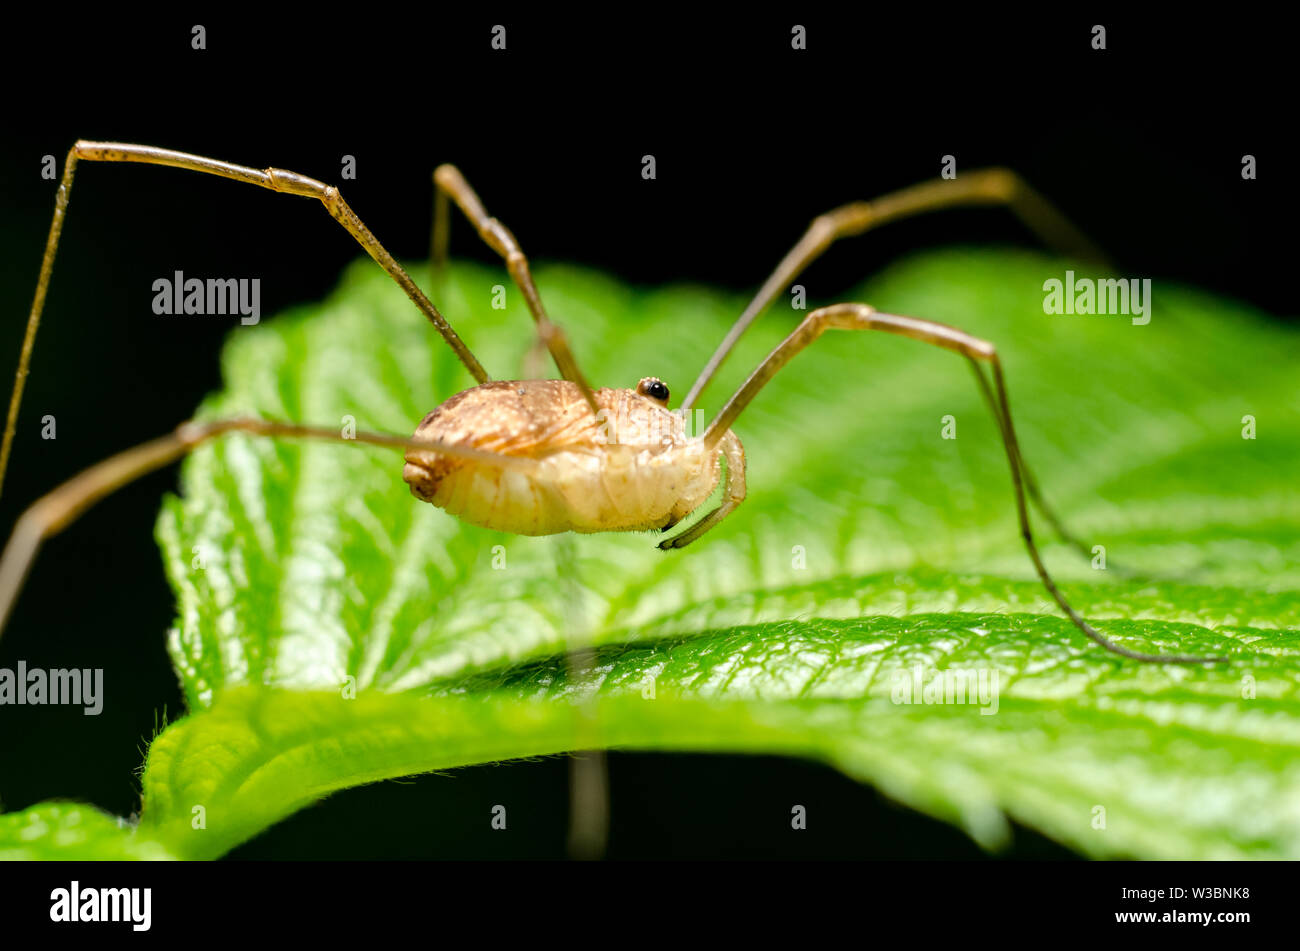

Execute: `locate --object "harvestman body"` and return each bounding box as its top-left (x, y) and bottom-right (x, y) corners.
top-left (0, 142), bottom-right (1229, 665)
top-left (403, 379), bottom-right (744, 541)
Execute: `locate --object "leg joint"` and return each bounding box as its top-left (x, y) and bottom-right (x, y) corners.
top-left (973, 167), bottom-right (1022, 202)
top-left (818, 201), bottom-right (875, 239)
top-left (265, 167), bottom-right (328, 198)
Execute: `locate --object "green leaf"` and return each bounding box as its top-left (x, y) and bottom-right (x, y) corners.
top-left (137, 248), bottom-right (1300, 859)
top-left (0, 802), bottom-right (175, 860)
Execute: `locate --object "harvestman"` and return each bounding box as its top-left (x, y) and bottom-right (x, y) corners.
top-left (0, 141), bottom-right (1229, 665)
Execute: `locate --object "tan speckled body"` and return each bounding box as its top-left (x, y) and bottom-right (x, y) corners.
top-left (403, 380), bottom-right (743, 536)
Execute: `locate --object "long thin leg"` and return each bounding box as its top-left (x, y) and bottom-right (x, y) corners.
top-left (0, 418), bottom-right (536, 639)
top-left (683, 167), bottom-right (1109, 411)
top-left (683, 169), bottom-right (1110, 567)
top-left (431, 164), bottom-right (599, 413)
top-left (551, 535), bottom-right (610, 860)
top-left (699, 302), bottom-right (1228, 665)
top-left (961, 362), bottom-right (1149, 580)
top-left (963, 362), bottom-right (1100, 567)
top-left (1, 141), bottom-right (491, 501)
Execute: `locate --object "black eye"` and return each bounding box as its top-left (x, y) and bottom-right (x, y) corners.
top-left (638, 378), bottom-right (670, 403)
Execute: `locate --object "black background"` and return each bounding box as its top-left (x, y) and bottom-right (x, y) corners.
top-left (0, 11), bottom-right (1291, 859)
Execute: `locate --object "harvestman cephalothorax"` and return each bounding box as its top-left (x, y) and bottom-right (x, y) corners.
top-left (0, 141), bottom-right (1231, 666)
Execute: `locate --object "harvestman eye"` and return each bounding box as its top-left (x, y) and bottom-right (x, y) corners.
top-left (0, 142), bottom-right (1232, 676)
top-left (636, 377), bottom-right (670, 404)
